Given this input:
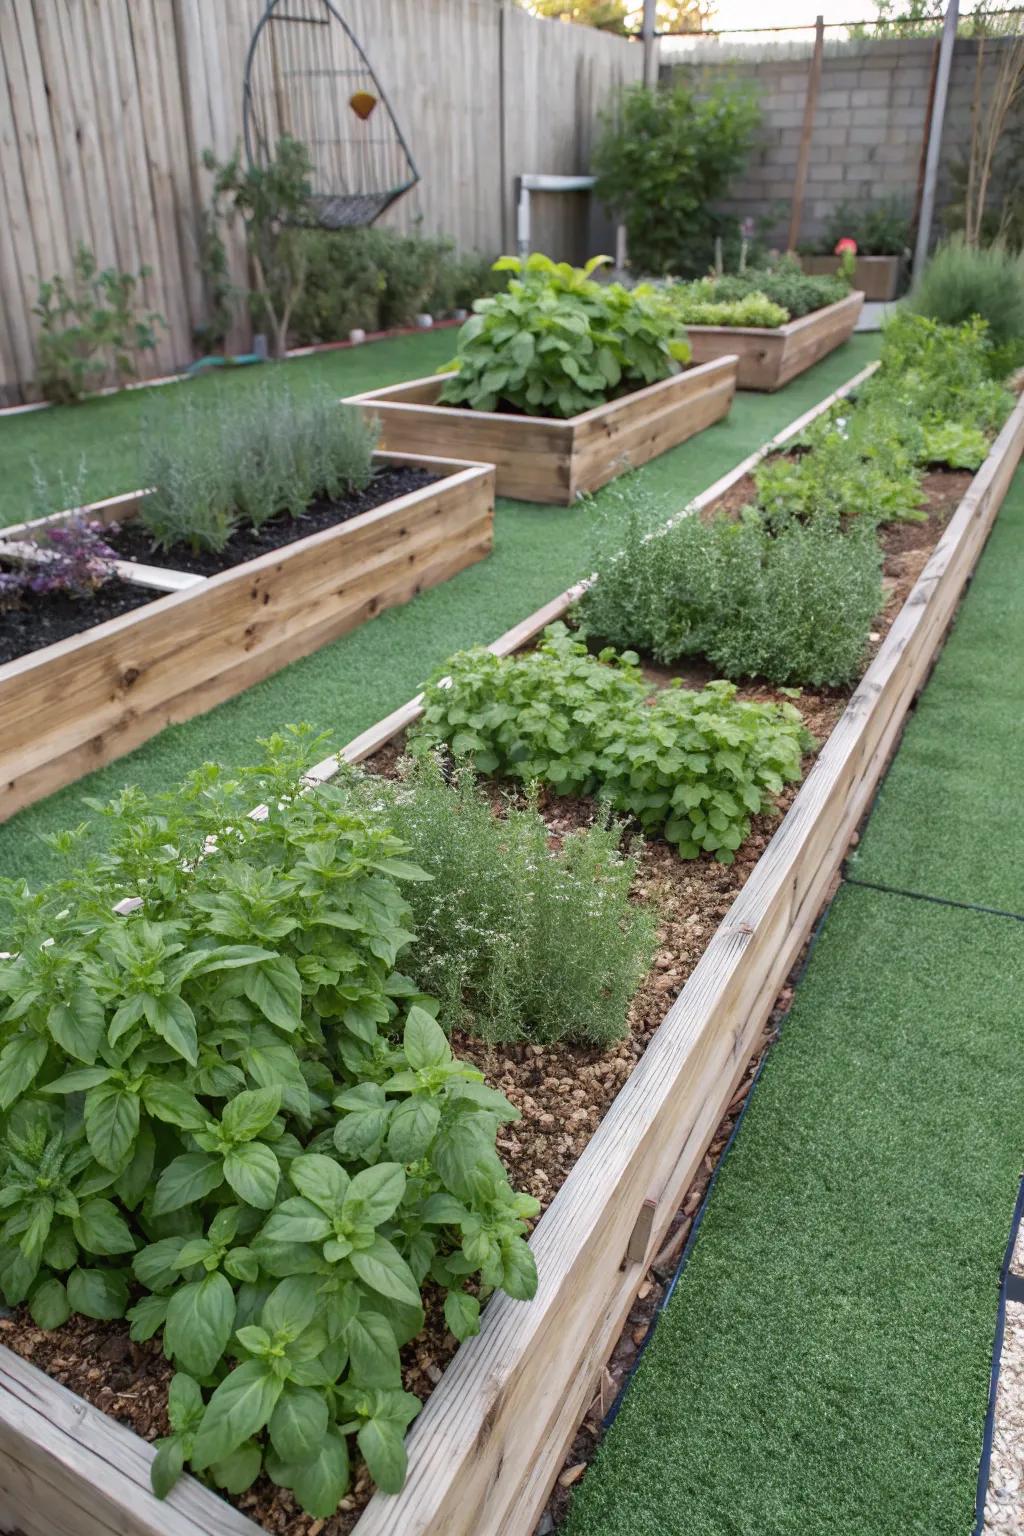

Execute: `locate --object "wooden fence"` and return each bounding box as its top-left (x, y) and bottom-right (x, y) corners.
top-left (0, 0), bottom-right (642, 404)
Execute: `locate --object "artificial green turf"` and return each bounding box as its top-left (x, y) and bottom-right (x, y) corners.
top-left (565, 884), bottom-right (1024, 1536)
top-left (849, 467), bottom-right (1024, 915)
top-left (0, 331), bottom-right (879, 886)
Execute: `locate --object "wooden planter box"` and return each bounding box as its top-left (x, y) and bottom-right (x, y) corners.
top-left (685, 290), bottom-right (864, 392)
top-left (801, 253), bottom-right (902, 302)
top-left (0, 453), bottom-right (494, 821)
top-left (2, 371), bottom-right (1022, 1536)
top-left (347, 356), bottom-right (739, 504)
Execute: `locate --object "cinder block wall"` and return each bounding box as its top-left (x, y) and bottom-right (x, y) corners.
top-left (663, 35), bottom-right (1017, 247)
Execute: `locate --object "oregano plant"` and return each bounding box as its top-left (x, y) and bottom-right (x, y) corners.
top-left (0, 729), bottom-right (538, 1514)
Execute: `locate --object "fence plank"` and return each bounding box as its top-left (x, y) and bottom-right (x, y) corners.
top-left (0, 0), bottom-right (642, 401)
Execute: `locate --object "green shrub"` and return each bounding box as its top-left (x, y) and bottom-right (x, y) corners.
top-left (710, 255), bottom-right (849, 318)
top-left (668, 290), bottom-right (790, 328)
top-left (593, 80), bottom-right (759, 277)
top-left (0, 732), bottom-right (538, 1511)
top-left (282, 231), bottom-right (504, 346)
top-left (865, 311), bottom-right (1013, 440)
top-left (580, 493), bottom-right (883, 688)
top-left (139, 386), bottom-right (378, 553)
top-left (438, 253), bottom-right (691, 418)
top-left (33, 244), bottom-right (164, 404)
top-left (908, 239), bottom-right (1024, 348)
top-left (346, 753), bottom-right (654, 1047)
top-left (415, 624), bottom-right (807, 861)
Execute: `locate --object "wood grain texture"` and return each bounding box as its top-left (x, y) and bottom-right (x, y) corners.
top-left (0, 456), bottom-right (494, 819)
top-left (0, 1348), bottom-right (259, 1536)
top-left (350, 357), bottom-right (739, 504)
top-left (686, 291), bottom-right (864, 391)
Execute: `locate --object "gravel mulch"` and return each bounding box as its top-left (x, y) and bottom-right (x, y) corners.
top-left (983, 1219), bottom-right (1024, 1535)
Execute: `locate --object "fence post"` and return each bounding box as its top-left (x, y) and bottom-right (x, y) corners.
top-left (912, 0), bottom-right (960, 282)
top-left (786, 14), bottom-right (825, 253)
top-left (642, 0), bottom-right (659, 87)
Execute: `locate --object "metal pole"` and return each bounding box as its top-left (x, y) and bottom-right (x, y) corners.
top-left (786, 15), bottom-right (825, 253)
top-left (642, 0), bottom-right (658, 87)
top-left (913, 0), bottom-right (959, 283)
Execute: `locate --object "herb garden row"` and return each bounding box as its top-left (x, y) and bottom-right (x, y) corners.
top-left (0, 300), bottom-right (1021, 1536)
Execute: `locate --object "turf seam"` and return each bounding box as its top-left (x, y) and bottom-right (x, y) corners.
top-left (844, 874), bottom-right (1024, 926)
top-left (972, 1174), bottom-right (1024, 1536)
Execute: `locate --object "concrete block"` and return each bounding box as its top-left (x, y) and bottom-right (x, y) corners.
top-left (820, 68), bottom-right (860, 90)
top-left (816, 88), bottom-right (851, 112)
top-left (848, 126), bottom-right (883, 146)
top-left (811, 125), bottom-right (848, 147)
top-left (850, 87), bottom-right (892, 107)
top-left (888, 105), bottom-right (927, 129)
top-left (767, 110), bottom-right (806, 129)
top-left (842, 164), bottom-right (878, 182)
top-left (873, 142), bottom-right (914, 165)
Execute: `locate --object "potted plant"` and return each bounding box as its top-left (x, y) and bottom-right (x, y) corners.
top-left (800, 198), bottom-right (910, 301)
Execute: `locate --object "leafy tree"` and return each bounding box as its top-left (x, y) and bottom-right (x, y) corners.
top-left (593, 81), bottom-right (759, 276)
top-left (203, 135), bottom-right (314, 359)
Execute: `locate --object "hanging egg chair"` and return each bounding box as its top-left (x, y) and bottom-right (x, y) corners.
top-left (243, 0), bottom-right (419, 230)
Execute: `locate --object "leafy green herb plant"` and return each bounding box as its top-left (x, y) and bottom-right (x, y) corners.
top-left (581, 490), bottom-right (883, 689)
top-left (438, 254), bottom-right (691, 418)
top-left (415, 625), bottom-right (808, 861)
top-left (345, 752), bottom-right (655, 1046)
top-left (33, 244), bottom-right (164, 405)
top-left (0, 730), bottom-right (537, 1511)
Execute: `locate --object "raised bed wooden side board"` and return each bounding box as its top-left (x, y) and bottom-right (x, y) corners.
top-left (685, 290), bottom-right (864, 392)
top-left (801, 253), bottom-right (901, 302)
top-left (0, 454), bottom-right (494, 822)
top-left (2, 369), bottom-right (1021, 1536)
top-left (347, 355), bottom-right (739, 504)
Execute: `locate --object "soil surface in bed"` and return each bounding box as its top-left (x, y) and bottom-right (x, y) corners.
top-left (108, 465), bottom-right (438, 576)
top-left (0, 576), bottom-right (157, 666)
top-left (0, 471), bottom-right (970, 1536)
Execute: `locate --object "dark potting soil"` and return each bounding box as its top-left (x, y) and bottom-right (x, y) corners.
top-left (110, 466), bottom-right (439, 577)
top-left (0, 577), bottom-right (157, 667)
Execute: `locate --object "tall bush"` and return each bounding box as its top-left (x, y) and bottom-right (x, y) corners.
top-left (908, 240), bottom-right (1024, 350)
top-left (593, 81), bottom-right (759, 277)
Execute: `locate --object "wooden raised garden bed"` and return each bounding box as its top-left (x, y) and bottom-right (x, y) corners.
top-left (685, 290), bottom-right (864, 392)
top-left (347, 355), bottom-right (739, 504)
top-left (0, 453), bottom-right (494, 821)
top-left (802, 253), bottom-right (901, 302)
top-left (2, 369), bottom-right (1022, 1536)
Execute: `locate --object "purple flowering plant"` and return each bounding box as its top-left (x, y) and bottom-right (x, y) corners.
top-left (0, 517), bottom-right (119, 609)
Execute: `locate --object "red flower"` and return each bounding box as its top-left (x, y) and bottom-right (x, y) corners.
top-left (834, 237), bottom-right (858, 255)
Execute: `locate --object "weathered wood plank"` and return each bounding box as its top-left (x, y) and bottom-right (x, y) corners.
top-left (0, 1346), bottom-right (259, 1536)
top-left (350, 357), bottom-right (739, 504)
top-left (802, 254), bottom-right (901, 302)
